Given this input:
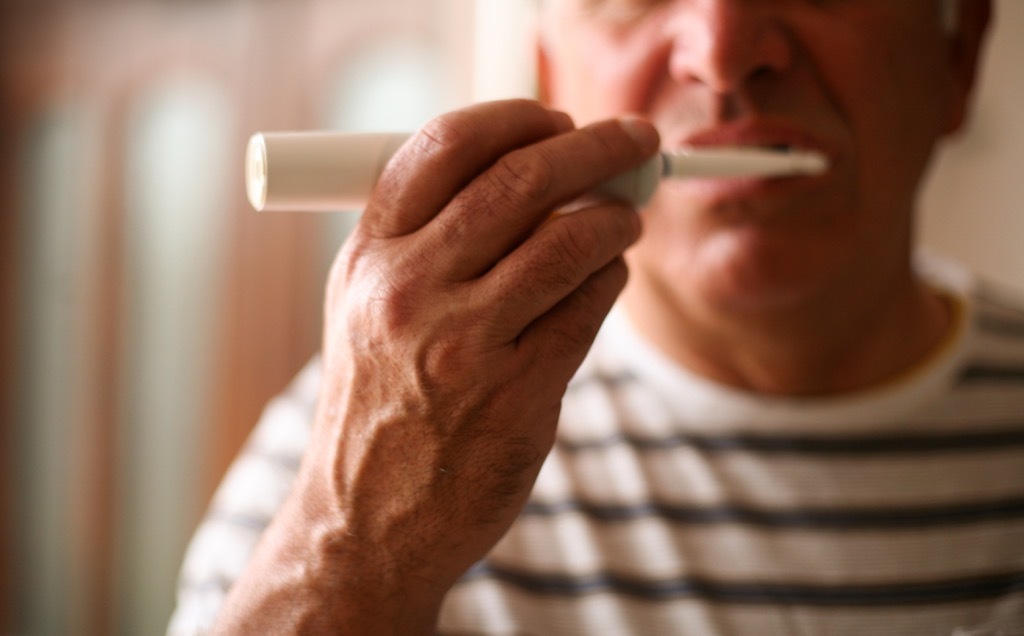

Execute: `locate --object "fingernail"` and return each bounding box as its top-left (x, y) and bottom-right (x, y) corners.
top-left (618, 115), bottom-right (659, 153)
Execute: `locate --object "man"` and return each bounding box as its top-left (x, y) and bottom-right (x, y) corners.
top-left (170, 0), bottom-right (1024, 633)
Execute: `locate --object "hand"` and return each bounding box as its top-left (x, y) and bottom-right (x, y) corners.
top-left (214, 99), bottom-right (660, 634)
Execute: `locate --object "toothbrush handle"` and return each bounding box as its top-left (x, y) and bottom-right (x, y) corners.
top-left (247, 131), bottom-right (663, 213)
top-left (246, 132), bottom-right (411, 212)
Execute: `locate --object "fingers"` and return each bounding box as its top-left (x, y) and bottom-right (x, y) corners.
top-left (475, 200), bottom-right (641, 341)
top-left (345, 100), bottom-right (656, 384)
top-left (516, 255), bottom-right (631, 389)
top-left (424, 117), bottom-right (660, 281)
top-left (362, 100), bottom-right (574, 238)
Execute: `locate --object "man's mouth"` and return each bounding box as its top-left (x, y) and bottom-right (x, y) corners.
top-left (676, 121), bottom-right (835, 163)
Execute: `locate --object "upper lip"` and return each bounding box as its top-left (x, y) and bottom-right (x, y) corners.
top-left (675, 121), bottom-right (835, 158)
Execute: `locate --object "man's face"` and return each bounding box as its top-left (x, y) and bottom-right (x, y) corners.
top-left (540, 0), bottom-right (984, 317)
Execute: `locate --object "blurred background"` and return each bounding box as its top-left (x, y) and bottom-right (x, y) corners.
top-left (0, 1), bottom-right (1021, 634)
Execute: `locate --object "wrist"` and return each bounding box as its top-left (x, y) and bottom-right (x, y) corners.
top-left (213, 470), bottom-right (446, 635)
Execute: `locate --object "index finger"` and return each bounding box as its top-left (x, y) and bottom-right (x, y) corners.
top-left (361, 100), bottom-right (575, 238)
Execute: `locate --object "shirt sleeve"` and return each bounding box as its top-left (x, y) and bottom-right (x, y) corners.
top-left (165, 356), bottom-right (321, 635)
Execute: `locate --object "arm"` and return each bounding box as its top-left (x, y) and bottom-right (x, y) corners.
top-left (166, 358), bottom-right (319, 635)
top-left (213, 99), bottom-right (659, 634)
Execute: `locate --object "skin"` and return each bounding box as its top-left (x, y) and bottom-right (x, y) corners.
top-left (213, 1), bottom-right (991, 633)
top-left (541, 0), bottom-right (991, 394)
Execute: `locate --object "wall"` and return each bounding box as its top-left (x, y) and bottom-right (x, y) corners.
top-left (1, 1), bottom-right (473, 634)
top-left (921, 0), bottom-right (1024, 294)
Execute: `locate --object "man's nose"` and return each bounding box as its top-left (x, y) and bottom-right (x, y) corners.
top-left (663, 0), bottom-right (794, 95)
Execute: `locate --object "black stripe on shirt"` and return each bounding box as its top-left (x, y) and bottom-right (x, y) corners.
top-left (958, 364), bottom-right (1024, 384)
top-left (462, 564), bottom-right (1024, 606)
top-left (978, 314), bottom-right (1024, 338)
top-left (520, 495), bottom-right (1024, 529)
top-left (556, 426), bottom-right (1024, 455)
top-left (976, 288), bottom-right (1024, 321)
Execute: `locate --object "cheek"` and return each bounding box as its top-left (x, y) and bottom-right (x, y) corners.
top-left (808, 26), bottom-right (951, 192)
top-left (549, 30), bottom-right (670, 122)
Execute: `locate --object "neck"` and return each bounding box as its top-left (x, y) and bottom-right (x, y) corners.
top-left (622, 265), bottom-right (953, 397)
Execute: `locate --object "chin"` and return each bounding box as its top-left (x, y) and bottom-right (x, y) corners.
top-left (636, 218), bottom-right (854, 317)
top-left (634, 181), bottom-right (872, 313)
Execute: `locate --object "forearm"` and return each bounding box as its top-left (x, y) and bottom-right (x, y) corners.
top-left (212, 477), bottom-right (445, 635)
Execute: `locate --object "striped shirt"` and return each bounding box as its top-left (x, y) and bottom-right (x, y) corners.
top-left (168, 257), bottom-right (1024, 635)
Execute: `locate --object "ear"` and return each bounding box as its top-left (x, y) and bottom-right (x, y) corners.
top-left (944, 0), bottom-right (993, 134)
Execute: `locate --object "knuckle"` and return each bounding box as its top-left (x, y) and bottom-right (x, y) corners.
top-left (549, 222), bottom-right (598, 268)
top-left (506, 223), bottom-right (601, 295)
top-left (488, 150), bottom-right (556, 205)
top-left (415, 115), bottom-right (472, 159)
top-left (327, 234), bottom-right (374, 308)
top-left (349, 256), bottom-right (429, 336)
top-left (415, 331), bottom-right (466, 391)
top-left (365, 277), bottom-right (417, 336)
top-left (528, 248), bottom-right (581, 292)
top-left (431, 208), bottom-right (474, 252)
